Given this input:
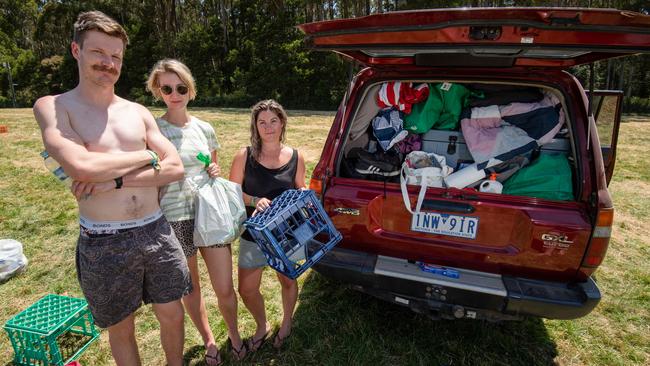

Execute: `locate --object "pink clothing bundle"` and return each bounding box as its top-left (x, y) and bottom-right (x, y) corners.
top-left (460, 91), bottom-right (565, 169)
top-left (376, 82), bottom-right (429, 114)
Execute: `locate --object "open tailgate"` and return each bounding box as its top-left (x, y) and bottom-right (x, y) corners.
top-left (298, 7), bottom-right (650, 68)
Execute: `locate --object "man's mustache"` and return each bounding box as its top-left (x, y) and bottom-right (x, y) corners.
top-left (92, 64), bottom-right (119, 75)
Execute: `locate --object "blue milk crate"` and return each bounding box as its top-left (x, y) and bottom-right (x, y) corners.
top-left (244, 189), bottom-right (342, 279)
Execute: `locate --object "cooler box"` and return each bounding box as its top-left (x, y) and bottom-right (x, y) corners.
top-left (421, 129), bottom-right (570, 169)
top-left (244, 189), bottom-right (342, 279)
top-left (421, 129), bottom-right (473, 169)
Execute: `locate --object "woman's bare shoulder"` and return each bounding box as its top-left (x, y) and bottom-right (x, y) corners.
top-left (233, 147), bottom-right (248, 161)
top-left (282, 145), bottom-right (298, 154)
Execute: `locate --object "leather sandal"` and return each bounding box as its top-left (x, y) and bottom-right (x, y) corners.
top-left (229, 338), bottom-right (247, 361)
top-left (247, 328), bottom-right (271, 352)
top-left (273, 330), bottom-right (291, 349)
top-left (204, 351), bottom-right (222, 366)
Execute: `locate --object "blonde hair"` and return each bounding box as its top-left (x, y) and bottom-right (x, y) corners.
top-left (250, 99), bottom-right (288, 160)
top-left (73, 11), bottom-right (129, 48)
top-left (145, 59), bottom-right (197, 101)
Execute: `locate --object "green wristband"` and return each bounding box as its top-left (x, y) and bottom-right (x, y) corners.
top-left (146, 150), bottom-right (161, 171)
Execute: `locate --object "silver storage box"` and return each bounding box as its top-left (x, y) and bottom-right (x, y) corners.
top-left (421, 129), bottom-right (473, 169)
top-left (422, 129), bottom-right (570, 169)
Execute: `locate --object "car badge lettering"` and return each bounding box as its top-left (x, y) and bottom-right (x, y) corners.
top-left (541, 232), bottom-right (574, 249)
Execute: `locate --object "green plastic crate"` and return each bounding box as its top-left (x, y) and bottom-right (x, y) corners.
top-left (3, 294), bottom-right (99, 366)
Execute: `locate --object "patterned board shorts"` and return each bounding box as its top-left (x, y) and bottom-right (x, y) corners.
top-left (168, 219), bottom-right (229, 258)
top-left (76, 216), bottom-right (192, 328)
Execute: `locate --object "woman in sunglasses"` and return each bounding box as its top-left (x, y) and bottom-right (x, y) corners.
top-left (146, 59), bottom-right (245, 365)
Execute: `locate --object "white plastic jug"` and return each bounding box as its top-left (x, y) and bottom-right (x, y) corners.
top-left (479, 173), bottom-right (503, 194)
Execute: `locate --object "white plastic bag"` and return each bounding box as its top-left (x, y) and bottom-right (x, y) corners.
top-left (219, 178), bottom-right (247, 231)
top-left (0, 239), bottom-right (28, 283)
top-left (194, 177), bottom-right (246, 246)
top-left (400, 151), bottom-right (453, 213)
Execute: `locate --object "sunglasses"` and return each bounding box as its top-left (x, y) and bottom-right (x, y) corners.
top-left (160, 84), bottom-right (189, 96)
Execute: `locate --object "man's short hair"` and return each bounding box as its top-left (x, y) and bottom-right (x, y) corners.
top-left (146, 59), bottom-right (198, 101)
top-left (73, 11), bottom-right (129, 48)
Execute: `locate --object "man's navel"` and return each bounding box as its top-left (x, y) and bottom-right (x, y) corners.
top-left (125, 195), bottom-right (145, 218)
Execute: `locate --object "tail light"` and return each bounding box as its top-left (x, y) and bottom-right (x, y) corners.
top-left (580, 207), bottom-right (614, 276)
top-left (309, 178), bottom-right (322, 196)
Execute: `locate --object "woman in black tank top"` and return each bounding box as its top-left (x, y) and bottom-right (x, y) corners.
top-left (239, 146), bottom-right (298, 242)
top-left (229, 100), bottom-right (306, 351)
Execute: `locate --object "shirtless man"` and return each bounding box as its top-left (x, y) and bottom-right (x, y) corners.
top-left (33, 11), bottom-right (191, 366)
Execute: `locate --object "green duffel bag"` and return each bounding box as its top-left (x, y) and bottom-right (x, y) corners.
top-left (503, 153), bottom-right (574, 201)
top-left (404, 82), bottom-right (470, 133)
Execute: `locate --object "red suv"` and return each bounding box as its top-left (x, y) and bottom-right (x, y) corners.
top-left (299, 8), bottom-right (650, 320)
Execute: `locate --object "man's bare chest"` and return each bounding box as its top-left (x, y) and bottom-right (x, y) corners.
top-left (67, 105), bottom-right (146, 152)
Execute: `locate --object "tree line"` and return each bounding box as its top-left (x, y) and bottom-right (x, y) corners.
top-left (1, 0), bottom-right (648, 111)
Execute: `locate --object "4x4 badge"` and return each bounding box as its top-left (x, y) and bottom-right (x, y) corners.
top-left (541, 232), bottom-right (574, 249)
top-left (334, 207), bottom-right (360, 216)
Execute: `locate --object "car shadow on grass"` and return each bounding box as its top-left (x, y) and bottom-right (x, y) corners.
top-left (241, 271), bottom-right (558, 366)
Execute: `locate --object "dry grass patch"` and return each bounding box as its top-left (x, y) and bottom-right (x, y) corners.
top-left (0, 109), bottom-right (648, 366)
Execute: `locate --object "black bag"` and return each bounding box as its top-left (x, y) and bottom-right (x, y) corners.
top-left (468, 84), bottom-right (544, 107)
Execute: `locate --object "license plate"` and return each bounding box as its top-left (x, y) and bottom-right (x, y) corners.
top-left (411, 212), bottom-right (478, 239)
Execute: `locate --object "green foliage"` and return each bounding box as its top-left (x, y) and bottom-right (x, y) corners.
top-left (625, 96), bottom-right (650, 113)
top-left (0, 1), bottom-right (648, 110)
top-left (570, 54), bottom-right (650, 114)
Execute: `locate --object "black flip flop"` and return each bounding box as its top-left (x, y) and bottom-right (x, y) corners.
top-left (229, 338), bottom-right (248, 361)
top-left (247, 329), bottom-right (271, 352)
top-left (205, 351), bottom-right (223, 366)
top-left (273, 331), bottom-right (291, 349)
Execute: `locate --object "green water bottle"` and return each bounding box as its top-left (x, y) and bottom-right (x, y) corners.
top-left (41, 150), bottom-right (72, 187)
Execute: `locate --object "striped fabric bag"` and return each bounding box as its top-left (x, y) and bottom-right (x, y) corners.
top-left (371, 108), bottom-right (409, 151)
top-left (376, 82), bottom-right (429, 114)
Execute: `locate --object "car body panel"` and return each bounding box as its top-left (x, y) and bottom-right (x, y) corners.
top-left (589, 90), bottom-right (624, 185)
top-left (299, 8), bottom-right (650, 67)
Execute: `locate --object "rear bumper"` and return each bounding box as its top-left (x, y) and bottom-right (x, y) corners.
top-left (313, 247), bottom-right (600, 320)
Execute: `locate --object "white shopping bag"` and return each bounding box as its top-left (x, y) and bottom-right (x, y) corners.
top-left (0, 239), bottom-right (28, 283)
top-left (193, 177), bottom-right (246, 246)
top-left (400, 151), bottom-right (453, 213)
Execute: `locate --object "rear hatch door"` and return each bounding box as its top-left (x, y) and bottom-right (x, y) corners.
top-left (298, 7), bottom-right (650, 68)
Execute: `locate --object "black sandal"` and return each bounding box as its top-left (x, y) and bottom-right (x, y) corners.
top-left (247, 329), bottom-right (271, 352)
top-left (273, 331), bottom-right (291, 349)
top-left (205, 351), bottom-right (223, 366)
top-left (229, 338), bottom-right (248, 361)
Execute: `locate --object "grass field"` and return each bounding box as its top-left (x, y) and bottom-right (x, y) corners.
top-left (0, 108), bottom-right (648, 366)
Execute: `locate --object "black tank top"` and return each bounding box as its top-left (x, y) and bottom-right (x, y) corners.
top-left (241, 146), bottom-right (298, 241)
